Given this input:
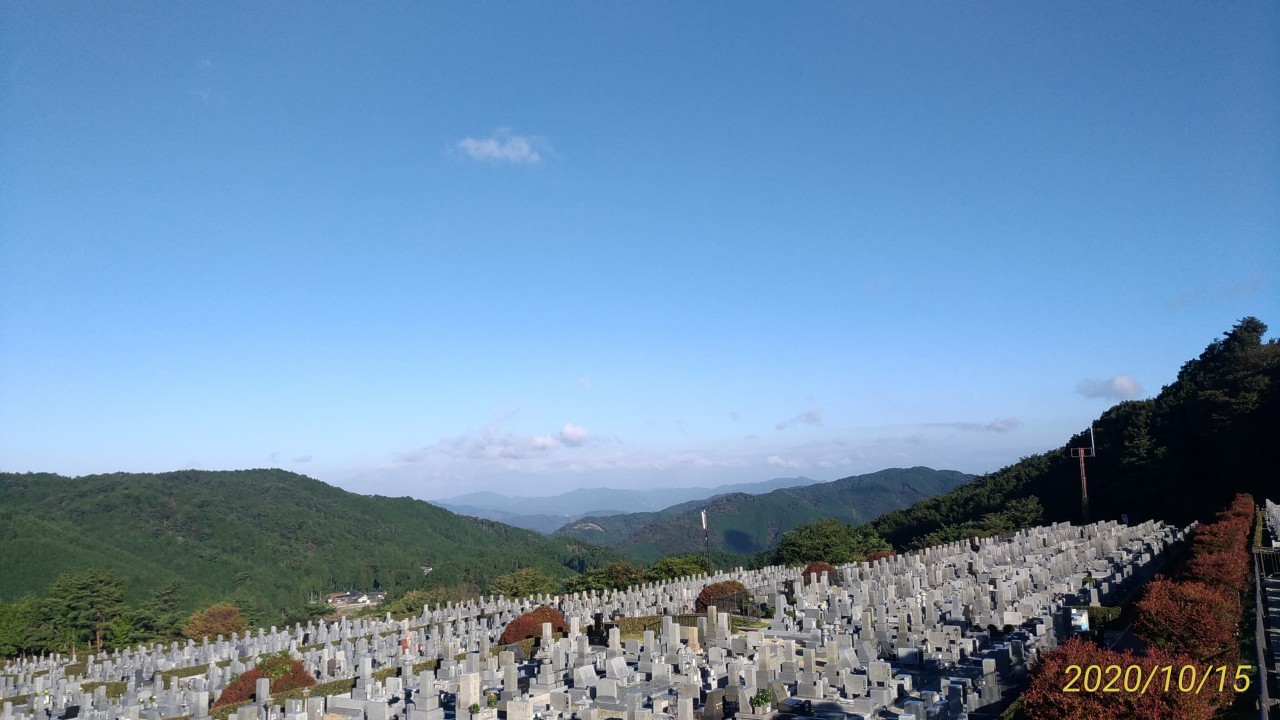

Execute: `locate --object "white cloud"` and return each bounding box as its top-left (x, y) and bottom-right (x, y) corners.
top-left (457, 128), bottom-right (546, 164)
top-left (775, 408), bottom-right (823, 430)
top-left (1076, 374), bottom-right (1143, 400)
top-left (559, 422), bottom-right (590, 447)
top-left (766, 455), bottom-right (804, 469)
top-left (396, 408), bottom-right (564, 462)
top-left (395, 413), bottom-right (601, 465)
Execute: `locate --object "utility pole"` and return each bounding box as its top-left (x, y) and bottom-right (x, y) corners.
top-left (1070, 426), bottom-right (1096, 522)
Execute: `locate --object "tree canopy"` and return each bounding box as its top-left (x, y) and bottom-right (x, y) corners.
top-left (774, 519), bottom-right (891, 565)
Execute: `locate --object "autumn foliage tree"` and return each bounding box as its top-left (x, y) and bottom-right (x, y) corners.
top-left (213, 653), bottom-right (315, 708)
top-left (1020, 638), bottom-right (1219, 720)
top-left (1135, 579), bottom-right (1241, 666)
top-left (183, 603), bottom-right (247, 641)
top-left (497, 605), bottom-right (569, 646)
top-left (1183, 551), bottom-right (1250, 593)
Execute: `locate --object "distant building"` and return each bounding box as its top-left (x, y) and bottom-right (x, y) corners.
top-left (325, 590), bottom-right (385, 608)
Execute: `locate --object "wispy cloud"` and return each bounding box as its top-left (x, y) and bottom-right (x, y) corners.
top-left (775, 408), bottom-right (823, 430)
top-left (1076, 374), bottom-right (1143, 400)
top-left (926, 418), bottom-right (1022, 433)
top-left (457, 128), bottom-right (547, 164)
top-left (293, 455), bottom-right (312, 463)
top-left (559, 422), bottom-right (590, 447)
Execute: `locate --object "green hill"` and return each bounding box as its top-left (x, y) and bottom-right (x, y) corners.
top-left (868, 316), bottom-right (1279, 548)
top-left (0, 469), bottom-right (620, 615)
top-left (557, 467), bottom-right (972, 562)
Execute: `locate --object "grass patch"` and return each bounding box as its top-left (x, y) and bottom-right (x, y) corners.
top-left (159, 664), bottom-right (213, 681)
top-left (81, 681), bottom-right (128, 699)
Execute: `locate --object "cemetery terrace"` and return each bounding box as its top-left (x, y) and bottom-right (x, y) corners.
top-left (2, 519), bottom-right (1186, 720)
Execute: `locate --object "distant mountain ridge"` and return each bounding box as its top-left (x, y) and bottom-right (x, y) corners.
top-left (433, 476), bottom-right (821, 533)
top-left (0, 469), bottom-right (620, 615)
top-left (555, 467), bottom-right (972, 561)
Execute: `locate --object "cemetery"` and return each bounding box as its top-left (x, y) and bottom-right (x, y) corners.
top-left (1, 519), bottom-right (1189, 720)
top-left (1266, 500), bottom-right (1280, 548)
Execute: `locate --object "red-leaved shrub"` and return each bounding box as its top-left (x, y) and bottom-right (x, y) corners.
top-left (800, 562), bottom-right (838, 585)
top-left (498, 604), bottom-right (570, 646)
top-left (695, 580), bottom-right (749, 613)
top-left (213, 654), bottom-right (315, 708)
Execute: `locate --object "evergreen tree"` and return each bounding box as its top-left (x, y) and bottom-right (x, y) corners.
top-left (47, 571), bottom-right (126, 654)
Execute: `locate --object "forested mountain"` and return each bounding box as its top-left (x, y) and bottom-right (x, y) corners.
top-left (868, 317), bottom-right (1279, 549)
top-left (556, 468), bottom-right (972, 562)
top-left (0, 469), bottom-right (620, 617)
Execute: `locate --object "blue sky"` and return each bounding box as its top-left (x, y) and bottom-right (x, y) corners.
top-left (2, 2), bottom-right (1276, 500)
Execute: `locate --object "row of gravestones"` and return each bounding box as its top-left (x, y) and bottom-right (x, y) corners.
top-left (2, 518), bottom-right (1188, 720)
top-left (6, 518), bottom-right (1174, 704)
